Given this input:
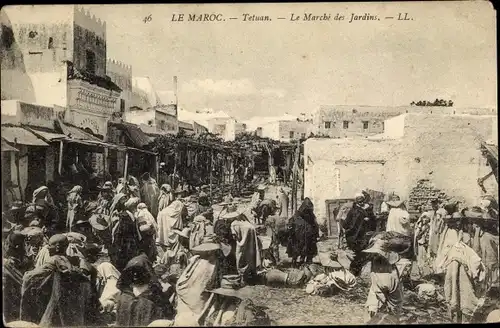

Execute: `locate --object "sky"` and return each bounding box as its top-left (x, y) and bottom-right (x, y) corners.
top-left (4, 2), bottom-right (497, 120)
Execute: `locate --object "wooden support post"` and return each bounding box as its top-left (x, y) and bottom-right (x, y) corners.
top-left (222, 155), bottom-right (226, 191)
top-left (291, 141), bottom-right (300, 213)
top-left (124, 151), bottom-right (129, 181)
top-left (173, 150), bottom-right (177, 188)
top-left (209, 151), bottom-right (213, 204)
top-left (155, 155), bottom-right (159, 182)
top-left (58, 141), bottom-right (64, 175)
top-left (14, 139), bottom-right (23, 202)
top-left (103, 147), bottom-right (108, 177)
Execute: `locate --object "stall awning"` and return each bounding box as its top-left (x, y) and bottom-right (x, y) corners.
top-left (57, 120), bottom-right (103, 142)
top-left (1, 126), bottom-right (49, 146)
top-left (1, 138), bottom-right (19, 152)
top-left (111, 122), bottom-right (152, 148)
top-left (25, 127), bottom-right (68, 143)
top-left (126, 146), bottom-right (158, 155)
top-left (64, 138), bottom-right (126, 151)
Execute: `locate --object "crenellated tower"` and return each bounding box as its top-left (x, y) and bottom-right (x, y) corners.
top-left (72, 5), bottom-right (107, 77)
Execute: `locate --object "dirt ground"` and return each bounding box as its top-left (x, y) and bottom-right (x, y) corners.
top-left (247, 237), bottom-right (371, 326)
top-left (230, 190), bottom-right (452, 325)
top-left (229, 188), bottom-right (370, 325)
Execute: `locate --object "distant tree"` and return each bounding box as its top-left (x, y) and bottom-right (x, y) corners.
top-left (411, 99), bottom-right (453, 107)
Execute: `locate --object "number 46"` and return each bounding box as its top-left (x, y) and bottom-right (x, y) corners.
top-left (144, 14), bottom-right (152, 23)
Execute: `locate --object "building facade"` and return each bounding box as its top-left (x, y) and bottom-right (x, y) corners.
top-left (123, 107), bottom-right (178, 135)
top-left (107, 59), bottom-right (132, 113)
top-left (178, 120), bottom-right (195, 136)
top-left (4, 5), bottom-right (121, 138)
top-left (1, 10), bottom-right (36, 103)
top-left (314, 105), bottom-right (497, 138)
top-left (207, 117), bottom-right (230, 137)
top-left (261, 119), bottom-right (313, 142)
top-left (193, 121), bottom-right (209, 136)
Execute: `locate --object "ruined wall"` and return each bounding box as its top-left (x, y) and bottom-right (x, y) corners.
top-left (388, 114), bottom-right (497, 205)
top-left (407, 179), bottom-right (449, 212)
top-left (304, 113), bottom-right (497, 225)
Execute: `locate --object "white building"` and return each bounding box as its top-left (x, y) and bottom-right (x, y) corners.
top-left (243, 114), bottom-right (313, 142)
top-left (123, 76), bottom-right (178, 135)
top-left (123, 105), bottom-right (178, 135)
top-left (177, 108), bottom-right (244, 141)
top-left (261, 120), bottom-right (313, 142)
top-left (106, 59), bottom-right (132, 113)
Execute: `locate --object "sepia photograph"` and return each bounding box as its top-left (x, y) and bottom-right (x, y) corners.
top-left (1, 2), bottom-right (498, 326)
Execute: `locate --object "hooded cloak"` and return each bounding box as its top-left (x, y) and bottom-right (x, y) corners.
top-left (157, 200), bottom-right (185, 246)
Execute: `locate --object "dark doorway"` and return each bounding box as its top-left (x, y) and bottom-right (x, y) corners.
top-left (26, 146), bottom-right (47, 199)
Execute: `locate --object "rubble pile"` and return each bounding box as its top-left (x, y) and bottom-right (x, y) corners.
top-left (407, 179), bottom-right (449, 212)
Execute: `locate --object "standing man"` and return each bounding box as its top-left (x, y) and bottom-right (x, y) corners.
top-left (141, 172), bottom-right (160, 218)
top-left (158, 162), bottom-right (169, 186)
top-left (235, 163), bottom-right (245, 193)
top-left (342, 192), bottom-right (377, 276)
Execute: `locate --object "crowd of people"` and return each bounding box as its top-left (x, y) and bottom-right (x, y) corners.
top-left (340, 191), bottom-right (499, 323)
top-left (2, 173), bottom-right (309, 327)
top-left (2, 170), bottom-right (499, 326)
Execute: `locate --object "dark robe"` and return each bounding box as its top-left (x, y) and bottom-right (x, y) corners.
top-left (342, 203), bottom-right (377, 252)
top-left (214, 219), bottom-right (237, 274)
top-left (256, 199), bottom-right (277, 223)
top-left (286, 198), bottom-right (319, 260)
top-left (342, 202), bottom-right (377, 276)
top-left (19, 255), bottom-right (97, 326)
top-left (110, 211), bottom-right (142, 272)
top-left (3, 256), bottom-right (31, 322)
top-left (116, 254), bottom-right (174, 326)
